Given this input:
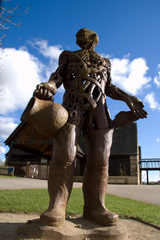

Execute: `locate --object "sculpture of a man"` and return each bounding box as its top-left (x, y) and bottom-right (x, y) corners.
top-left (33, 28), bottom-right (147, 227)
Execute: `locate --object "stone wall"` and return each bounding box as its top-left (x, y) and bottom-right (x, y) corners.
top-left (74, 175), bottom-right (139, 184)
top-left (0, 166), bottom-right (15, 176)
top-left (130, 151), bottom-right (140, 184)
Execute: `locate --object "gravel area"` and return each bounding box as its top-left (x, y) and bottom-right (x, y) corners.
top-left (0, 213), bottom-right (160, 240)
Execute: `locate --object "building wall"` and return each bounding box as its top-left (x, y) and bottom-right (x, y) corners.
top-left (6, 123), bottom-right (140, 184)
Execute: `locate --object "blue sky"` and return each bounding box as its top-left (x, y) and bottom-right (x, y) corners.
top-left (0, 0), bottom-right (160, 182)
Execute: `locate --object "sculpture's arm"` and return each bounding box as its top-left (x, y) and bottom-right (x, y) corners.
top-left (33, 51), bottom-right (69, 101)
top-left (103, 57), bottom-right (148, 119)
top-left (106, 84), bottom-right (148, 119)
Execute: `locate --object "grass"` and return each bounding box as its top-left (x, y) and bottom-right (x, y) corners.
top-left (0, 175), bottom-right (17, 178)
top-left (0, 188), bottom-right (160, 226)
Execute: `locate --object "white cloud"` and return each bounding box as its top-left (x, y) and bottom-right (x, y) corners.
top-left (110, 57), bottom-right (151, 95)
top-left (58, 85), bottom-right (65, 94)
top-left (0, 47), bottom-right (45, 114)
top-left (0, 42), bottom-right (63, 115)
top-left (156, 138), bottom-right (160, 142)
top-left (144, 92), bottom-right (160, 111)
top-left (154, 64), bottom-right (160, 87)
top-left (154, 76), bottom-right (160, 87)
top-left (0, 116), bottom-right (18, 139)
top-left (28, 39), bottom-right (63, 60)
top-left (123, 53), bottom-right (130, 58)
top-left (0, 146), bottom-right (6, 154)
top-left (28, 39), bottom-right (63, 79)
top-left (101, 53), bottom-right (113, 59)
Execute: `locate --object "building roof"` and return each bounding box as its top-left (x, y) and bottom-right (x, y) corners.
top-left (5, 121), bottom-right (138, 156)
top-left (5, 121), bottom-right (86, 156)
top-left (5, 122), bottom-right (53, 155)
top-left (111, 123), bottom-right (138, 155)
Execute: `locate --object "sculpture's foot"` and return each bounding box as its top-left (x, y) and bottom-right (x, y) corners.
top-left (40, 208), bottom-right (65, 227)
top-left (83, 207), bottom-right (119, 226)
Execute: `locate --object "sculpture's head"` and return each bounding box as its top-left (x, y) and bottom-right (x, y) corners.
top-left (76, 28), bottom-right (99, 50)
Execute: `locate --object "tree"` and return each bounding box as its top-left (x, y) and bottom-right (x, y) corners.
top-left (0, 0), bottom-right (31, 100)
top-left (0, 0), bottom-right (31, 46)
top-left (0, 159), bottom-right (5, 165)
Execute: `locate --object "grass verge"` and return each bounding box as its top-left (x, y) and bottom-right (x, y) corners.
top-left (0, 188), bottom-right (159, 226)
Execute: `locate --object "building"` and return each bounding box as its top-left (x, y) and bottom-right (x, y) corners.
top-left (5, 122), bottom-right (140, 184)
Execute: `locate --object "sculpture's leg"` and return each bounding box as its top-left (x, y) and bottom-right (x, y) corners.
top-left (40, 123), bottom-right (80, 226)
top-left (83, 128), bottom-right (119, 226)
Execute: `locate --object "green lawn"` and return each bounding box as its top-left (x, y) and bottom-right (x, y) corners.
top-left (0, 175), bottom-right (17, 178)
top-left (0, 188), bottom-right (159, 226)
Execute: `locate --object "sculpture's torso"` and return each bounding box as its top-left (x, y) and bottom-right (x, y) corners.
top-left (59, 49), bottom-right (112, 131)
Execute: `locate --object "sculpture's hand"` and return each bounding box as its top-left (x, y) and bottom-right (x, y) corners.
top-left (33, 81), bottom-right (57, 101)
top-left (127, 96), bottom-right (148, 119)
top-left (106, 85), bottom-right (148, 119)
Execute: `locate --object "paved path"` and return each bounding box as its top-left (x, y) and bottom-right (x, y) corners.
top-left (0, 177), bottom-right (160, 205)
top-left (107, 184), bottom-right (160, 206)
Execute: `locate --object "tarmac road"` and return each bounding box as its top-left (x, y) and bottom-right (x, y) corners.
top-left (0, 177), bottom-right (160, 205)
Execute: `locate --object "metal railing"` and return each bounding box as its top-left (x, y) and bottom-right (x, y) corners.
top-left (139, 158), bottom-right (160, 170)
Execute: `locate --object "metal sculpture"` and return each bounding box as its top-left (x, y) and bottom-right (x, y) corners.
top-left (24, 28), bottom-right (147, 227)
